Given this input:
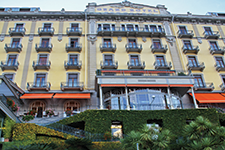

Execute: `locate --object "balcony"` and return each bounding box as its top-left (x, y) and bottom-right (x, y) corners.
top-left (0, 61), bottom-right (19, 71)
top-left (182, 46), bottom-right (199, 54)
top-left (187, 62), bottom-right (205, 71)
top-left (35, 43), bottom-right (53, 53)
top-left (125, 44), bottom-right (142, 53)
top-left (203, 31), bottom-right (220, 39)
top-left (177, 30), bottom-right (194, 38)
top-left (151, 45), bottom-right (168, 53)
top-left (100, 61), bottom-right (118, 69)
top-left (8, 27), bottom-right (26, 36)
top-left (64, 61), bottom-right (82, 70)
top-left (66, 27), bottom-right (82, 36)
top-left (127, 61), bottom-right (145, 69)
top-left (209, 47), bottom-right (225, 55)
top-left (100, 44), bottom-right (116, 53)
top-left (27, 82), bottom-right (51, 91)
top-left (5, 43), bottom-right (23, 53)
top-left (220, 83), bottom-right (225, 91)
top-left (65, 43), bottom-right (82, 52)
top-left (32, 61), bottom-right (51, 71)
top-left (154, 61), bottom-right (172, 70)
top-left (38, 27), bottom-right (54, 36)
top-left (194, 83), bottom-right (214, 91)
top-left (97, 27), bottom-right (165, 37)
top-left (215, 64), bottom-right (225, 72)
top-left (61, 82), bottom-right (84, 91)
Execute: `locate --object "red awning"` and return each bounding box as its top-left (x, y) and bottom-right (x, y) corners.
top-left (189, 93), bottom-right (225, 103)
top-left (53, 93), bottom-right (90, 99)
top-left (20, 93), bottom-right (54, 99)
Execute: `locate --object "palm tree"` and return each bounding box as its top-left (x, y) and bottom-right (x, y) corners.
top-left (121, 130), bottom-right (142, 150)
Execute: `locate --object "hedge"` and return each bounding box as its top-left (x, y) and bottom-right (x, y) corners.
top-left (55, 108), bottom-right (220, 136)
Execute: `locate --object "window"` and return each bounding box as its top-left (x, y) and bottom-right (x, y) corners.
top-left (222, 75), bottom-right (225, 84)
top-left (188, 56), bottom-right (198, 67)
top-left (103, 39), bottom-right (112, 48)
top-left (98, 24), bottom-right (101, 31)
top-left (70, 38), bottom-right (78, 47)
top-left (111, 121), bottom-right (123, 138)
top-left (204, 27), bottom-right (213, 35)
top-left (183, 40), bottom-right (193, 50)
top-left (144, 25), bottom-right (149, 31)
top-left (38, 54), bottom-right (47, 65)
top-left (179, 26), bottom-right (187, 34)
top-left (104, 55), bottom-right (113, 65)
top-left (41, 38), bottom-right (50, 47)
top-left (153, 39), bottom-right (162, 49)
top-left (64, 101), bottom-right (80, 111)
top-left (15, 24), bottom-right (23, 32)
top-left (130, 55), bottom-right (139, 66)
top-left (127, 25), bottom-right (134, 31)
top-left (68, 74), bottom-right (78, 87)
top-left (43, 23), bottom-right (51, 31)
top-left (69, 55), bottom-right (78, 65)
top-left (121, 25), bottom-right (125, 31)
top-left (71, 23), bottom-right (79, 31)
top-left (210, 41), bottom-right (219, 50)
top-left (156, 56), bottom-right (166, 66)
top-left (216, 57), bottom-right (225, 67)
top-left (11, 38), bottom-right (20, 48)
top-left (193, 75), bottom-right (204, 87)
top-left (150, 25), bottom-right (157, 32)
top-left (103, 24), bottom-right (110, 31)
top-left (128, 39), bottom-right (137, 48)
top-left (35, 74), bottom-right (46, 87)
top-left (4, 74), bottom-right (14, 81)
top-left (7, 55), bottom-right (17, 66)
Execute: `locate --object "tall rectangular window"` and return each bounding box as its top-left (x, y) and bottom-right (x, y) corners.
top-left (41, 38), bottom-right (50, 47)
top-left (35, 74), bottom-right (46, 87)
top-left (156, 56), bottom-right (165, 66)
top-left (179, 26), bottom-right (187, 34)
top-left (150, 25), bottom-right (157, 32)
top-left (188, 56), bottom-right (198, 67)
top-left (7, 55), bottom-right (17, 66)
top-left (69, 55), bottom-right (78, 65)
top-left (68, 74), bottom-right (78, 87)
top-left (193, 75), bottom-right (204, 87)
top-left (153, 39), bottom-right (161, 49)
top-left (70, 38), bottom-right (78, 47)
top-left (210, 41), bottom-right (219, 50)
top-left (216, 57), bottom-right (224, 67)
top-left (127, 25), bottom-right (134, 31)
top-left (38, 54), bottom-right (47, 65)
top-left (43, 23), bottom-right (51, 31)
top-left (15, 23), bottom-right (23, 31)
top-left (103, 24), bottom-right (110, 31)
top-left (71, 23), bottom-right (78, 31)
top-left (130, 55), bottom-right (139, 66)
top-left (128, 39), bottom-right (137, 48)
top-left (222, 75), bottom-right (225, 84)
top-left (204, 27), bottom-right (213, 35)
top-left (11, 38), bottom-right (20, 48)
top-left (104, 55), bottom-right (113, 65)
top-left (183, 40), bottom-right (192, 49)
top-left (103, 39), bottom-right (111, 48)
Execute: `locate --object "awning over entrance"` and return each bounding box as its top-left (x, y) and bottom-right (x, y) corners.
top-left (53, 93), bottom-right (90, 99)
top-left (189, 93), bottom-right (225, 103)
top-left (20, 93), bottom-right (54, 99)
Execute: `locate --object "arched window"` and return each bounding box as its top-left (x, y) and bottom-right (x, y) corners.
top-left (30, 101), bottom-right (46, 111)
top-left (64, 101), bottom-right (80, 111)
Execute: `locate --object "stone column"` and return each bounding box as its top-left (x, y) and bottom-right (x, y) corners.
top-left (0, 20), bottom-right (9, 42)
top-left (125, 87), bottom-right (130, 110)
top-left (167, 87), bottom-right (172, 108)
top-left (99, 86), bottom-right (103, 109)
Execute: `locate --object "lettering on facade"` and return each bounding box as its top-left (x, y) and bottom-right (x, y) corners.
top-left (138, 80), bottom-right (156, 82)
top-left (96, 7), bottom-right (159, 14)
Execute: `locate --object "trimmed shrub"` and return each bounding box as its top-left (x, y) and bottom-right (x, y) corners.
top-left (3, 116), bottom-right (16, 139)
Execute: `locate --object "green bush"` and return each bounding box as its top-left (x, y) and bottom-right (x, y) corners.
top-left (22, 115), bottom-right (34, 122)
top-left (3, 116), bottom-right (16, 139)
top-left (65, 138), bottom-right (93, 150)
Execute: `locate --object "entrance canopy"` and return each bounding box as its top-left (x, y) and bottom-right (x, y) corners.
top-left (20, 93), bottom-right (54, 99)
top-left (189, 93), bottom-right (225, 103)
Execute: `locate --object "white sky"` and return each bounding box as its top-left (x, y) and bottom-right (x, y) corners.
top-left (1, 0), bottom-right (225, 15)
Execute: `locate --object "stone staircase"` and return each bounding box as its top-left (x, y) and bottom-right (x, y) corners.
top-left (27, 116), bottom-right (65, 125)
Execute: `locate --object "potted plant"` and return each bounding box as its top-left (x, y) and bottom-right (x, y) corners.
top-left (27, 110), bottom-right (36, 116)
top-left (12, 104), bottom-right (19, 112)
top-left (22, 115), bottom-right (34, 122)
top-left (65, 109), bottom-right (72, 116)
top-left (46, 109), bottom-right (54, 117)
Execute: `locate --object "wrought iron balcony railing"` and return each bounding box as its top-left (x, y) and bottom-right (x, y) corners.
top-left (214, 63), bottom-right (225, 72)
top-left (209, 46), bottom-right (225, 55)
top-left (187, 62), bottom-right (205, 71)
top-left (64, 60), bottom-right (82, 70)
top-left (100, 61), bottom-right (118, 69)
top-left (154, 61), bottom-right (172, 70)
top-left (127, 61), bottom-right (145, 69)
top-left (5, 43), bottom-right (23, 53)
top-left (8, 27), bottom-right (26, 36)
top-left (65, 43), bottom-right (82, 52)
top-left (125, 44), bottom-right (142, 53)
top-left (220, 83), bottom-right (225, 91)
top-left (27, 82), bottom-right (51, 91)
top-left (177, 30), bottom-right (194, 38)
top-left (66, 27), bottom-right (82, 36)
top-left (32, 61), bottom-right (51, 71)
top-left (203, 31), bottom-right (220, 39)
top-left (194, 82), bottom-right (214, 91)
top-left (35, 43), bottom-right (53, 52)
top-left (151, 45), bottom-right (168, 53)
top-left (182, 45), bottom-right (199, 54)
top-left (38, 27), bottom-right (54, 36)
top-left (0, 61), bottom-right (19, 71)
top-left (100, 44), bottom-right (116, 52)
top-left (61, 82), bottom-right (84, 91)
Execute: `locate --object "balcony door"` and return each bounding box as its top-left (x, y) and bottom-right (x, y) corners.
top-left (71, 23), bottom-right (78, 31)
top-left (130, 55), bottom-right (139, 66)
top-left (69, 55), bottom-right (78, 65)
top-left (128, 39), bottom-right (137, 48)
top-left (104, 55), bottom-right (113, 65)
top-left (216, 57), bottom-right (225, 67)
top-left (68, 74), bottom-right (78, 87)
top-left (179, 26), bottom-right (187, 34)
top-left (183, 40), bottom-right (192, 50)
top-left (15, 24), bottom-right (23, 31)
top-left (41, 39), bottom-right (49, 47)
top-left (43, 23), bottom-right (51, 31)
top-left (70, 39), bottom-right (78, 47)
top-left (35, 74), bottom-right (46, 87)
top-left (11, 38), bottom-right (20, 48)
top-left (127, 25), bottom-right (134, 31)
top-left (210, 41), bottom-right (219, 50)
top-left (204, 27), bottom-right (213, 35)
top-left (38, 54), bottom-right (47, 65)
top-left (103, 24), bottom-right (110, 31)
top-left (153, 40), bottom-right (161, 49)
top-left (193, 75), bottom-right (204, 88)
top-left (188, 56), bottom-right (198, 67)
top-left (7, 55), bottom-right (17, 66)
top-left (150, 25), bottom-right (157, 32)
top-left (103, 39), bottom-right (111, 48)
top-left (156, 56), bottom-right (165, 66)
